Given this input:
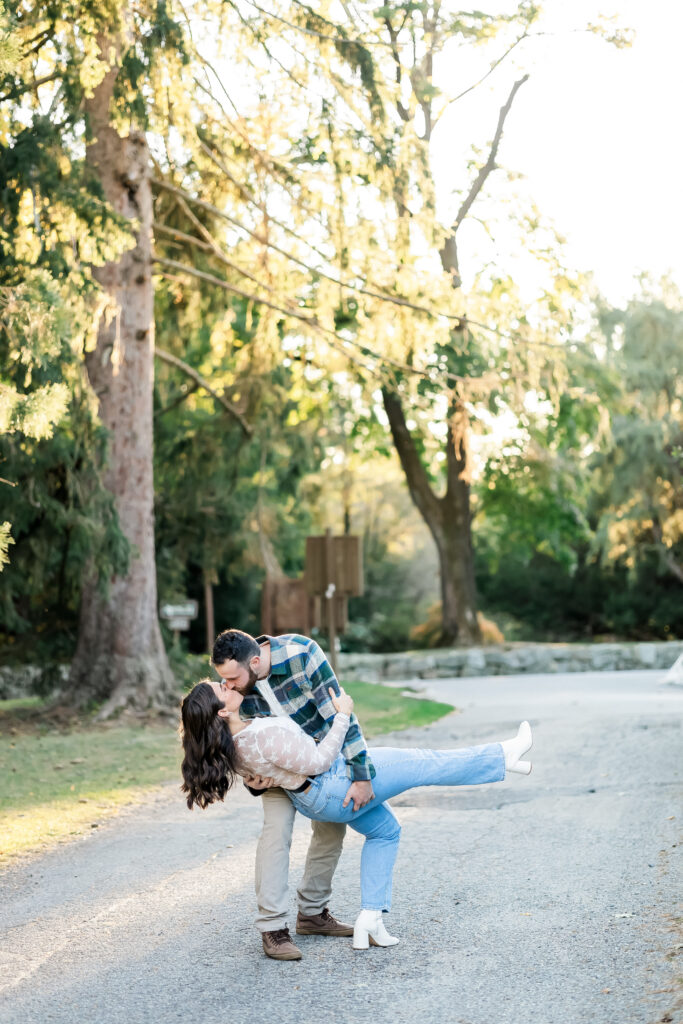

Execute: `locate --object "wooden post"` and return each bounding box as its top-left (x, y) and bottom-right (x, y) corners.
top-left (325, 528), bottom-right (338, 678)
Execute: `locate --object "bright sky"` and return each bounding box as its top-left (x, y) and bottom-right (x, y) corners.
top-left (431, 0), bottom-right (682, 306)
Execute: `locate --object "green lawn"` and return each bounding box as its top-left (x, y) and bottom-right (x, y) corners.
top-left (0, 679), bottom-right (453, 863)
top-left (344, 680), bottom-right (453, 738)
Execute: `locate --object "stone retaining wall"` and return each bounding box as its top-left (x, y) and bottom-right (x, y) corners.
top-left (338, 641), bottom-right (683, 682)
top-left (2, 642), bottom-right (681, 699)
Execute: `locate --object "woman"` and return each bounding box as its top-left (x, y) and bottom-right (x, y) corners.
top-left (180, 679), bottom-right (532, 951)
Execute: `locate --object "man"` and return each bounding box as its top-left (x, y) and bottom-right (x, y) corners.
top-left (212, 628), bottom-right (375, 961)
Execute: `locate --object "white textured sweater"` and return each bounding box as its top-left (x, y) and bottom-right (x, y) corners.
top-left (233, 713), bottom-right (350, 789)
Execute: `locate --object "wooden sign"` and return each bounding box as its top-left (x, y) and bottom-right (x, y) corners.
top-left (261, 578), bottom-right (312, 636)
top-left (304, 535), bottom-right (363, 597)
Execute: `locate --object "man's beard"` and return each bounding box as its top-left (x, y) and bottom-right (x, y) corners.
top-left (238, 665), bottom-right (259, 695)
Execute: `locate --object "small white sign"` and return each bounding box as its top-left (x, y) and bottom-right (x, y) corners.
top-left (166, 616), bottom-right (191, 631)
top-left (160, 600), bottom-right (198, 620)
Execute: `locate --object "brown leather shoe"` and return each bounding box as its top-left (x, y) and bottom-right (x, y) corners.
top-left (295, 908), bottom-right (354, 937)
top-left (262, 927), bottom-right (302, 961)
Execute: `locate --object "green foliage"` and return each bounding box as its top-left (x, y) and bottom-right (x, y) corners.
top-left (0, 273), bottom-right (128, 637)
top-left (0, 0), bottom-right (677, 674)
top-left (476, 545), bottom-right (682, 642)
top-left (345, 537), bottom-right (436, 652)
top-left (473, 287), bottom-right (683, 641)
top-left (0, 2), bottom-right (19, 75)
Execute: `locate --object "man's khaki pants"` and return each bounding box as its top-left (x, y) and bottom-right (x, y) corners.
top-left (255, 787), bottom-right (346, 933)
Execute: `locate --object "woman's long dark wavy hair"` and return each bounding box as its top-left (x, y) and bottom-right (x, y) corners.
top-left (180, 680), bottom-right (241, 809)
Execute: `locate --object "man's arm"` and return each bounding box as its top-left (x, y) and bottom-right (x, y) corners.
top-left (302, 639), bottom-right (375, 783)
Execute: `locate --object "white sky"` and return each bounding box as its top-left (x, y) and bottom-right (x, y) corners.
top-left (431, 0), bottom-right (683, 305)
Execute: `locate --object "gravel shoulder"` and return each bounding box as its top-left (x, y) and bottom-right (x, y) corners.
top-left (0, 670), bottom-right (681, 1024)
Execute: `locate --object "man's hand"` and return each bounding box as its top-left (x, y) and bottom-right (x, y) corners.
top-left (342, 780), bottom-right (375, 812)
top-left (244, 774), bottom-right (277, 790)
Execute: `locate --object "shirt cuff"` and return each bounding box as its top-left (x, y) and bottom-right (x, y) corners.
top-left (348, 763), bottom-right (375, 782)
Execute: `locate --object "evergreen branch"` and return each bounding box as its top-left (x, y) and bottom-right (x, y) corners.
top-left (153, 222), bottom-right (214, 252)
top-left (153, 256), bottom-right (492, 393)
top-left (153, 346), bottom-right (253, 436)
top-left (227, 2), bottom-right (311, 93)
top-left (154, 255), bottom-right (306, 325)
top-left (383, 15), bottom-right (410, 122)
top-left (164, 193), bottom-right (276, 293)
top-left (153, 178), bottom-right (462, 321)
top-left (22, 25), bottom-right (56, 58)
top-left (190, 69), bottom-right (312, 187)
top-left (153, 181), bottom-right (586, 355)
top-left (243, 0), bottom-right (393, 48)
top-left (195, 137), bottom-right (335, 265)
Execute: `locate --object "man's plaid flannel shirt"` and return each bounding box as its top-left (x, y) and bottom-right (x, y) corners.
top-left (239, 633), bottom-right (375, 782)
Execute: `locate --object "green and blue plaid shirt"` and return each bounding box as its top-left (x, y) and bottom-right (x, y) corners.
top-left (239, 634), bottom-right (375, 782)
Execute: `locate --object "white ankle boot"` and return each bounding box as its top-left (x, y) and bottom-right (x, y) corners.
top-left (353, 910), bottom-right (399, 950)
top-left (501, 721), bottom-right (533, 775)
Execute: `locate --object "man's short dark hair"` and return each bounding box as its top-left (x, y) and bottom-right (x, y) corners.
top-left (212, 628), bottom-right (261, 667)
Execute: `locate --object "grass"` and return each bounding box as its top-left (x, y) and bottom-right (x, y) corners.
top-left (343, 680), bottom-right (453, 738)
top-left (0, 679), bottom-right (453, 865)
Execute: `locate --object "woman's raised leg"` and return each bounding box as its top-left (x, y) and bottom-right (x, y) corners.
top-left (354, 741), bottom-right (506, 813)
top-left (290, 740), bottom-right (509, 826)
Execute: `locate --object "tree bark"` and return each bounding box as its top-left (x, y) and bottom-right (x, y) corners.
top-left (66, 38), bottom-right (174, 715)
top-left (382, 388), bottom-right (481, 644)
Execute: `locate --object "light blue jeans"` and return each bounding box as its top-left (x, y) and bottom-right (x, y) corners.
top-left (288, 743), bottom-right (505, 912)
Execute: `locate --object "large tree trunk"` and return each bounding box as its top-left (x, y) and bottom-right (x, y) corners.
top-left (382, 388), bottom-right (481, 645)
top-left (66, 38), bottom-right (174, 715)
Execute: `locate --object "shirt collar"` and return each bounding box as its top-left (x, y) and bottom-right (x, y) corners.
top-left (255, 634), bottom-right (288, 676)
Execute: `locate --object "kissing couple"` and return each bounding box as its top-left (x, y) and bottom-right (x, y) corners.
top-left (180, 628), bottom-right (533, 959)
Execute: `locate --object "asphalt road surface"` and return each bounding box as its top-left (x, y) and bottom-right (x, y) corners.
top-left (0, 669), bottom-right (681, 1024)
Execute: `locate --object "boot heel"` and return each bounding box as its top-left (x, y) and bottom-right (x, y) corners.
top-left (353, 910), bottom-right (399, 949)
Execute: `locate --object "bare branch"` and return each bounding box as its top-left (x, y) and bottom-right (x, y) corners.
top-left (441, 74), bottom-right (529, 284)
top-left (434, 32), bottom-right (528, 126)
top-left (454, 74), bottom-right (529, 231)
top-left (154, 347), bottom-right (253, 436)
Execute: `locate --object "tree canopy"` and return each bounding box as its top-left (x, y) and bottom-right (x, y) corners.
top-left (0, 1), bottom-right (680, 702)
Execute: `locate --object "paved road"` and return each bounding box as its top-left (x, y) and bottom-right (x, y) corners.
top-left (0, 670), bottom-right (681, 1024)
